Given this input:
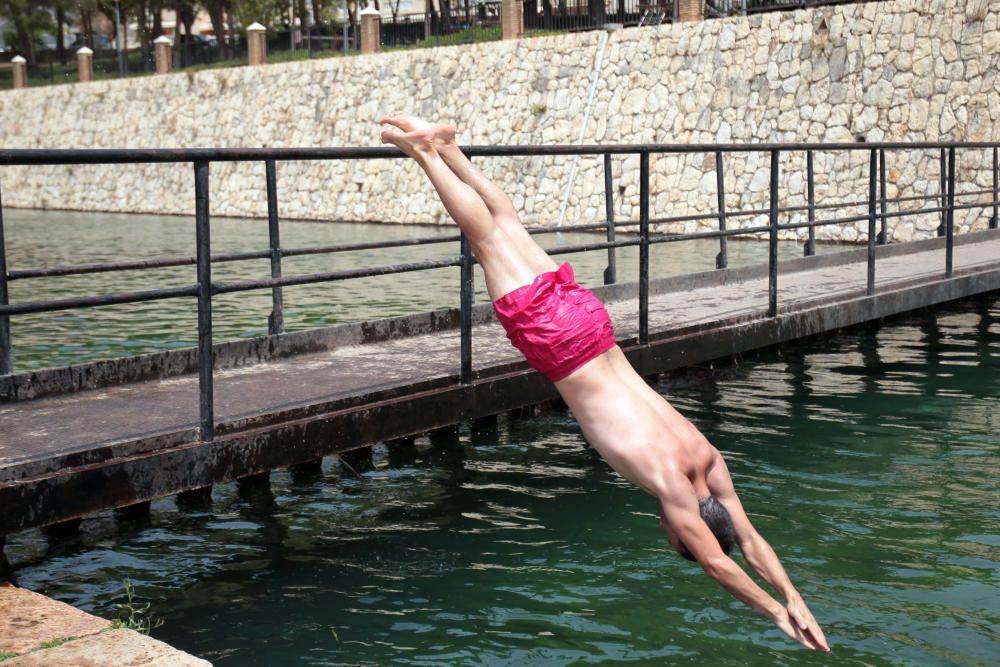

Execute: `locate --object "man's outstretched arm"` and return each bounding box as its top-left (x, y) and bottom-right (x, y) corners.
top-left (705, 451), bottom-right (831, 651)
top-left (658, 487), bottom-right (828, 651)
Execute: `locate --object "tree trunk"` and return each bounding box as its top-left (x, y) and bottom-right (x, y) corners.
top-left (441, 0), bottom-right (451, 32)
top-left (296, 0), bottom-right (309, 33)
top-left (153, 2), bottom-right (163, 37)
top-left (16, 20), bottom-right (35, 65)
top-left (208, 6), bottom-right (226, 57)
top-left (56, 8), bottom-right (67, 64)
top-left (226, 5), bottom-right (237, 57)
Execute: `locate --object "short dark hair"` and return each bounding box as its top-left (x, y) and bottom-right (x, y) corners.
top-left (678, 496), bottom-right (736, 562)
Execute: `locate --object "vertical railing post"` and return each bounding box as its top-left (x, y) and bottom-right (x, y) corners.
top-left (991, 146), bottom-right (998, 230)
top-left (603, 154), bottom-right (617, 285)
top-left (265, 160), bottom-right (284, 336)
top-left (937, 148), bottom-right (947, 237)
top-left (0, 180), bottom-right (11, 375)
top-left (804, 149), bottom-right (815, 256)
top-left (867, 149), bottom-right (877, 297)
top-left (639, 151), bottom-right (650, 345)
top-left (715, 150), bottom-right (728, 269)
top-left (768, 150), bottom-right (779, 318)
top-left (194, 161), bottom-right (214, 442)
top-left (459, 232), bottom-right (474, 384)
top-left (878, 148), bottom-right (887, 245)
top-left (945, 146), bottom-right (956, 277)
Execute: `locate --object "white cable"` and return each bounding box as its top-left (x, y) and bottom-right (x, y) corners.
top-left (557, 28), bottom-right (611, 229)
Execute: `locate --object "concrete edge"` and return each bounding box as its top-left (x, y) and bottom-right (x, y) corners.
top-left (2, 228), bottom-right (997, 401)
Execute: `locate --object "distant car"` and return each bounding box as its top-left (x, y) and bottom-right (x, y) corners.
top-left (67, 34), bottom-right (113, 50)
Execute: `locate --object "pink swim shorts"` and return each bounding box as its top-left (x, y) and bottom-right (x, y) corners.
top-left (492, 262), bottom-right (617, 382)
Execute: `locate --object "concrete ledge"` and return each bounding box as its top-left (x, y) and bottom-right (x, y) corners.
top-left (0, 584), bottom-right (110, 653)
top-left (3, 229), bottom-right (996, 402)
top-left (3, 628), bottom-right (211, 666)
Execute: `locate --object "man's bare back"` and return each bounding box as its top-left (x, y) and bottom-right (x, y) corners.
top-left (378, 113), bottom-right (830, 652)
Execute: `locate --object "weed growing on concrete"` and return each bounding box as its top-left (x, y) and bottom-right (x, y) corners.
top-left (111, 579), bottom-right (163, 635)
top-left (0, 650), bottom-right (18, 661)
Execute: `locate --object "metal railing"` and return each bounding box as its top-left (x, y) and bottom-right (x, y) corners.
top-left (1, 141), bottom-right (998, 441)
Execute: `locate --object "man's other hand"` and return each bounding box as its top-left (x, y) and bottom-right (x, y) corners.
top-left (773, 599), bottom-right (830, 651)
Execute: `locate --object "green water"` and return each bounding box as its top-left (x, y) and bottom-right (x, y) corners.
top-left (4, 296), bottom-right (998, 666)
top-left (3, 209), bottom-right (832, 371)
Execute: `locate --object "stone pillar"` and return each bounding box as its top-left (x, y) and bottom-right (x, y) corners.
top-left (359, 6), bottom-right (381, 54)
top-left (11, 55), bottom-right (26, 89)
top-left (678, 0), bottom-right (704, 22)
top-left (501, 0), bottom-right (524, 40)
top-left (247, 22), bottom-right (267, 65)
top-left (154, 35), bottom-right (173, 74)
top-left (76, 46), bottom-right (94, 83)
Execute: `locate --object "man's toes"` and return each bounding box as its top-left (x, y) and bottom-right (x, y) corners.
top-left (381, 115), bottom-right (409, 131)
top-left (380, 129), bottom-right (403, 144)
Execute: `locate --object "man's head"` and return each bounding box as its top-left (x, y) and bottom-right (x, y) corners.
top-left (677, 496), bottom-right (736, 562)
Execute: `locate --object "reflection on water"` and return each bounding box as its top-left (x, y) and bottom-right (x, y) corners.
top-left (5, 296), bottom-right (997, 666)
top-left (4, 209), bottom-right (833, 371)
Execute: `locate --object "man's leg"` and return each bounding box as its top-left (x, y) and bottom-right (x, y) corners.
top-left (381, 113), bottom-right (557, 277)
top-left (379, 125), bottom-right (538, 300)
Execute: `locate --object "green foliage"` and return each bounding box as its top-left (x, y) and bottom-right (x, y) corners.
top-left (413, 25), bottom-right (501, 48)
top-left (34, 636), bottom-right (77, 650)
top-left (0, 651), bottom-right (18, 661)
top-left (531, 103), bottom-right (548, 114)
top-left (231, 0), bottom-right (292, 31)
top-left (111, 579), bottom-right (163, 635)
top-left (0, 0), bottom-right (55, 55)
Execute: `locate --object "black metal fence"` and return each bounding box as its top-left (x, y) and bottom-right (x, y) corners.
top-left (1, 141), bottom-right (998, 441)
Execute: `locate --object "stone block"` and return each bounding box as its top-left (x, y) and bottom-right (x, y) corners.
top-left (3, 629), bottom-right (211, 666)
top-left (0, 584), bottom-right (110, 653)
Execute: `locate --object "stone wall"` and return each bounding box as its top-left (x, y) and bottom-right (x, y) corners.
top-left (0, 0), bottom-right (997, 242)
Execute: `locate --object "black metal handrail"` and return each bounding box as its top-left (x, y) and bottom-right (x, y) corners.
top-left (1, 141), bottom-right (998, 443)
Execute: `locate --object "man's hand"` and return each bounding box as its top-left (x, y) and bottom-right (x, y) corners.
top-left (774, 597), bottom-right (830, 651)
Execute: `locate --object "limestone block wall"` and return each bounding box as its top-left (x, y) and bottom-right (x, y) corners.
top-left (0, 0), bottom-right (997, 243)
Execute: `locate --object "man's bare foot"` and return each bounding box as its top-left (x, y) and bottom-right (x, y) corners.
top-left (380, 126), bottom-right (437, 160)
top-left (381, 112), bottom-right (457, 148)
top-left (380, 112), bottom-right (433, 133)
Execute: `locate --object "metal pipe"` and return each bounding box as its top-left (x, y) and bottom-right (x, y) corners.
top-left (194, 161), bottom-right (214, 443)
top-left (639, 152), bottom-right (650, 345)
top-left (459, 232), bottom-right (473, 384)
top-left (768, 150), bottom-right (779, 318)
top-left (992, 147), bottom-right (999, 230)
top-left (0, 284), bottom-right (198, 317)
top-left (265, 160), bottom-right (284, 336)
top-left (804, 149), bottom-right (816, 256)
top-left (715, 150), bottom-right (728, 269)
top-left (946, 147), bottom-right (956, 277)
top-left (603, 154), bottom-right (617, 285)
top-left (212, 256), bottom-right (465, 294)
top-left (938, 148), bottom-right (947, 237)
top-left (878, 148), bottom-right (887, 244)
top-left (867, 149), bottom-right (877, 296)
top-left (0, 181), bottom-right (11, 375)
top-left (3, 142), bottom-right (1000, 166)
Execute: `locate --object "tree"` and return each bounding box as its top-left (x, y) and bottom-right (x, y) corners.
top-left (0, 0), bottom-right (55, 63)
